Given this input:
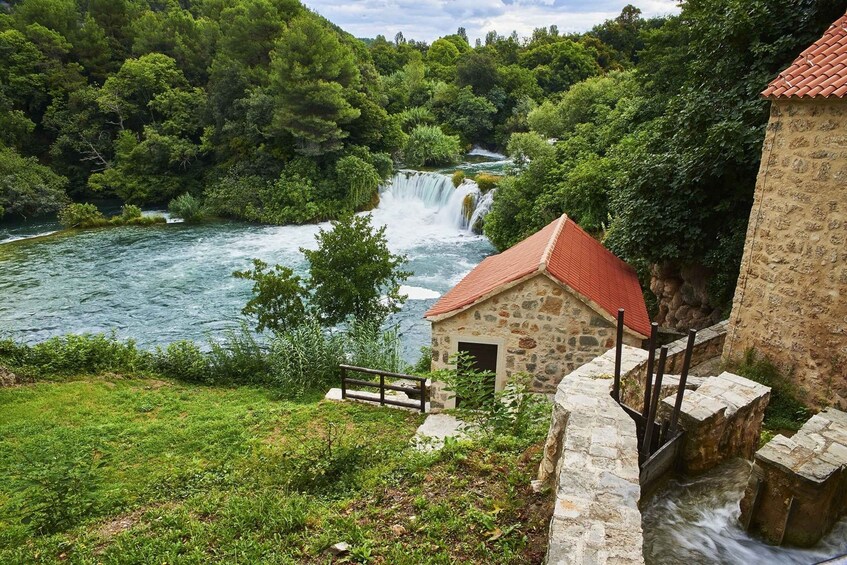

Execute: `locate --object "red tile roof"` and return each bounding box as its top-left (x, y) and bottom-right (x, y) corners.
top-left (763, 12), bottom-right (847, 99)
top-left (425, 215), bottom-right (651, 337)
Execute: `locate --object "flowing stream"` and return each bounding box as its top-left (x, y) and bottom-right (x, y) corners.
top-left (0, 160), bottom-right (503, 362)
top-left (642, 458), bottom-right (847, 564)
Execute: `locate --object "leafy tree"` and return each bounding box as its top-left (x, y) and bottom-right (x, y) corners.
top-left (303, 214), bottom-right (410, 325)
top-left (233, 259), bottom-right (309, 333)
top-left (431, 84), bottom-right (497, 144)
top-left (403, 125), bottom-right (461, 167)
top-left (269, 15), bottom-right (361, 156)
top-left (0, 146), bottom-right (69, 219)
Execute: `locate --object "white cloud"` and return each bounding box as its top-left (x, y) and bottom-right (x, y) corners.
top-left (302, 0), bottom-right (680, 43)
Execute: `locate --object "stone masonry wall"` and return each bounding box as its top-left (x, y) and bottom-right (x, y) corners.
top-left (620, 320), bottom-right (729, 411)
top-left (429, 273), bottom-right (642, 409)
top-left (724, 98), bottom-right (847, 409)
top-left (536, 346), bottom-right (647, 565)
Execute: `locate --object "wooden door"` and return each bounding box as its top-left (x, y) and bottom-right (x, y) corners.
top-left (456, 342), bottom-right (498, 408)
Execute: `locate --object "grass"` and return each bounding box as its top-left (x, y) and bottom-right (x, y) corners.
top-left (0, 374), bottom-right (549, 564)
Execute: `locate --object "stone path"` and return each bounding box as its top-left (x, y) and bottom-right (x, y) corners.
top-left (411, 413), bottom-right (475, 451)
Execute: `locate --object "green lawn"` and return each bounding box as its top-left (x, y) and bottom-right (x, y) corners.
top-left (0, 375), bottom-right (549, 564)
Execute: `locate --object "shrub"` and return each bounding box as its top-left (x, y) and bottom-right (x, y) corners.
top-left (733, 349), bottom-right (810, 431)
top-left (57, 203), bottom-right (107, 229)
top-left (451, 170), bottom-right (466, 187)
top-left (280, 420), bottom-right (365, 493)
top-left (207, 326), bottom-right (270, 384)
top-left (153, 341), bottom-right (212, 384)
top-left (410, 346), bottom-right (432, 375)
top-left (474, 173), bottom-right (501, 192)
top-left (397, 106), bottom-right (435, 132)
top-left (345, 319), bottom-right (401, 373)
top-left (403, 125), bottom-right (461, 168)
top-left (118, 204), bottom-right (142, 221)
top-left (168, 193), bottom-right (205, 223)
top-left (267, 317), bottom-right (346, 395)
top-left (22, 334), bottom-right (147, 375)
top-left (13, 436), bottom-right (105, 535)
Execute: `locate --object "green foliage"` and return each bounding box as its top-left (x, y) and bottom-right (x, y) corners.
top-left (233, 259), bottom-right (309, 333)
top-left (474, 173), bottom-right (501, 193)
top-left (304, 214), bottom-right (411, 326)
top-left (0, 146), bottom-right (68, 219)
top-left (732, 349), bottom-right (811, 432)
top-left (403, 125), bottom-right (461, 168)
top-left (57, 202), bottom-right (105, 228)
top-left (2, 333), bottom-right (148, 376)
top-left (12, 436), bottom-right (106, 535)
top-left (153, 340), bottom-right (212, 384)
top-left (266, 317), bottom-right (346, 395)
top-left (58, 202), bottom-right (165, 229)
top-left (168, 192), bottom-right (205, 223)
top-left (335, 155), bottom-right (381, 209)
top-left (270, 15), bottom-right (360, 156)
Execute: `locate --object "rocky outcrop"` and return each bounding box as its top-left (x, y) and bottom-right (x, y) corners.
top-left (650, 262), bottom-right (722, 332)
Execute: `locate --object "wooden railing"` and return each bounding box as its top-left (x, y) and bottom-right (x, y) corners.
top-left (340, 364), bottom-right (427, 413)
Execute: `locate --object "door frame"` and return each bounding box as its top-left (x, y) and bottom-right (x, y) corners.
top-left (451, 334), bottom-right (507, 394)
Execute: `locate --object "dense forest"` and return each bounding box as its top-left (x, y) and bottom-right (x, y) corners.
top-left (1, 0), bottom-right (845, 310)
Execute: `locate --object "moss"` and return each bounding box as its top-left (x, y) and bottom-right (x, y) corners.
top-left (452, 170), bottom-right (466, 187)
top-left (474, 173), bottom-right (501, 192)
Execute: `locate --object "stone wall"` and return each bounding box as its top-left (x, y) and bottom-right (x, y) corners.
top-left (657, 372), bottom-right (770, 474)
top-left (429, 273), bottom-right (642, 409)
top-left (650, 262), bottom-right (723, 332)
top-left (536, 346), bottom-right (647, 565)
top-left (740, 408), bottom-right (847, 547)
top-left (724, 98), bottom-right (847, 409)
top-left (620, 320), bottom-right (729, 411)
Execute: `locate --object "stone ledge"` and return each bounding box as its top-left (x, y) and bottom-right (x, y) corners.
top-left (539, 347), bottom-right (645, 565)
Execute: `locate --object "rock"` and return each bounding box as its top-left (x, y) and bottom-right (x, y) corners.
top-left (0, 366), bottom-right (17, 387)
top-left (391, 524), bottom-right (407, 536)
top-left (328, 542), bottom-right (350, 556)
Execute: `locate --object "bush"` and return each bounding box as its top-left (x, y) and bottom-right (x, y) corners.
top-left (13, 436), bottom-right (105, 535)
top-left (267, 317), bottom-right (345, 396)
top-left (168, 193), bottom-right (205, 223)
top-left (451, 170), bottom-right (466, 187)
top-left (153, 341), bottom-right (212, 384)
top-left (207, 326), bottom-right (270, 384)
top-left (345, 319), bottom-right (401, 373)
top-left (16, 334), bottom-right (147, 375)
top-left (403, 125), bottom-right (461, 168)
top-left (474, 173), bottom-right (501, 192)
top-left (733, 349), bottom-right (810, 431)
top-left (280, 420), bottom-right (364, 493)
top-left (58, 203), bottom-right (107, 229)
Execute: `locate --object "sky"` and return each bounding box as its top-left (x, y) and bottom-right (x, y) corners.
top-left (301, 0), bottom-right (681, 44)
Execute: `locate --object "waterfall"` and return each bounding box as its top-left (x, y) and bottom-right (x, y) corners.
top-left (379, 171), bottom-right (493, 231)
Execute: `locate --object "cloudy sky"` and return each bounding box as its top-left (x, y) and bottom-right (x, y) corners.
top-left (301, 0), bottom-right (681, 43)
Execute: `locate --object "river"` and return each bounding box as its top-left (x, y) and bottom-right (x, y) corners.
top-left (0, 156), bottom-right (504, 362)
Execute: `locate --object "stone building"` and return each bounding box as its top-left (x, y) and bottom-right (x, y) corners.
top-left (724, 14), bottom-right (847, 409)
top-left (425, 213), bottom-right (650, 410)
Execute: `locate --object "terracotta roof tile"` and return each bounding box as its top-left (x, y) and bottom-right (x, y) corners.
top-left (425, 215), bottom-right (651, 337)
top-left (763, 12), bottom-right (847, 99)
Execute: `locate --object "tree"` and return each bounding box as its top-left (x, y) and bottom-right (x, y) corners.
top-left (303, 214), bottom-right (410, 325)
top-left (233, 259), bottom-right (309, 333)
top-left (403, 125), bottom-right (461, 167)
top-left (0, 146), bottom-right (69, 219)
top-left (269, 15), bottom-right (361, 156)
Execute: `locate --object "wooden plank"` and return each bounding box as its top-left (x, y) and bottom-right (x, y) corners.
top-left (642, 323), bottom-right (659, 419)
top-left (339, 364), bottom-right (427, 383)
top-left (640, 431), bottom-right (684, 491)
top-left (343, 377), bottom-right (420, 393)
top-left (778, 496), bottom-right (796, 546)
top-left (669, 329), bottom-right (697, 434)
top-left (643, 345), bottom-right (668, 459)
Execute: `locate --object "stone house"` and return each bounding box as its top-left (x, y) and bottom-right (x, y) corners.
top-left (425, 213), bottom-right (651, 410)
top-left (724, 13), bottom-right (847, 409)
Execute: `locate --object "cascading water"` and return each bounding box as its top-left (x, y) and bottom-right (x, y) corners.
top-left (642, 459), bottom-right (847, 564)
top-left (380, 170), bottom-right (494, 231)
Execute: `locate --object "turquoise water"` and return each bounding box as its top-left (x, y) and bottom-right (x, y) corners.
top-left (0, 169), bottom-right (497, 362)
